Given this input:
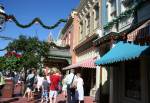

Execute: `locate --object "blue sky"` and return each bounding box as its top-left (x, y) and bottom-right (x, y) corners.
top-left (0, 0), bottom-right (79, 56)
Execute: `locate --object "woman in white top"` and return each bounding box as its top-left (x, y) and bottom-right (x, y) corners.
top-left (62, 75), bottom-right (67, 97)
top-left (75, 73), bottom-right (84, 103)
top-left (36, 74), bottom-right (44, 92)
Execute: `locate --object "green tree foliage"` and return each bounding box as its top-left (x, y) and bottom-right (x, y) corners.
top-left (1, 35), bottom-right (50, 71)
top-left (0, 54), bottom-right (23, 71)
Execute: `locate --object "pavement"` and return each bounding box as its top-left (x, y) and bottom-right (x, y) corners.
top-left (0, 84), bottom-right (96, 103)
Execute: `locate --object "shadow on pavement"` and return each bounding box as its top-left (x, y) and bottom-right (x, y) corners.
top-left (57, 100), bottom-right (66, 103)
top-left (0, 98), bottom-right (19, 103)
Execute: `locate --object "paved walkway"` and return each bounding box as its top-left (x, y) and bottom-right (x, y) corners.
top-left (0, 84), bottom-right (95, 103)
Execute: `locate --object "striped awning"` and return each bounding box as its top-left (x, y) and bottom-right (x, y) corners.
top-left (95, 41), bottom-right (150, 65)
top-left (127, 20), bottom-right (150, 42)
top-left (63, 56), bottom-right (97, 70)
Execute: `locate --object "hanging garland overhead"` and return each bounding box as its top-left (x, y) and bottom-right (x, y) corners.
top-left (4, 14), bottom-right (67, 29)
top-left (0, 35), bottom-right (15, 40)
top-left (0, 47), bottom-right (7, 51)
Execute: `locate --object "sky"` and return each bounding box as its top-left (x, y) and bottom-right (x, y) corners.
top-left (0, 0), bottom-right (79, 56)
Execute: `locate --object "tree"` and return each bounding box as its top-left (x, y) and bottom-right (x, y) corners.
top-left (4, 35), bottom-right (50, 72)
top-left (0, 51), bottom-right (22, 71)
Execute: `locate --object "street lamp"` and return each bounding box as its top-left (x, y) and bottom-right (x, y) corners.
top-left (0, 4), bottom-right (6, 31)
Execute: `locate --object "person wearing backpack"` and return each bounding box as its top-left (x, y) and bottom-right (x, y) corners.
top-left (26, 68), bottom-right (37, 101)
top-left (64, 69), bottom-right (77, 103)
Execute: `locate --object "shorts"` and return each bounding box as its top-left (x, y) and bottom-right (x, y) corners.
top-left (26, 87), bottom-right (31, 92)
top-left (49, 90), bottom-right (58, 98)
top-left (42, 90), bottom-right (48, 97)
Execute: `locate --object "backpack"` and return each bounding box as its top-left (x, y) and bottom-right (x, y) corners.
top-left (26, 76), bottom-right (35, 87)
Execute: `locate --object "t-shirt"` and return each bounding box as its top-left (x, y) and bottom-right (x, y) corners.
top-left (37, 76), bottom-right (44, 86)
top-left (64, 73), bottom-right (76, 85)
top-left (42, 80), bottom-right (49, 91)
top-left (46, 76), bottom-right (51, 84)
top-left (49, 74), bottom-right (61, 90)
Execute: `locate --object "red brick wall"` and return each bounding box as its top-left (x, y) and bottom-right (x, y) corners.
top-left (72, 13), bottom-right (79, 64)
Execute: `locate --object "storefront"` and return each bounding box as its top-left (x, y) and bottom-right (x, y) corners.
top-left (63, 56), bottom-right (97, 96)
top-left (95, 19), bottom-right (150, 103)
top-left (95, 41), bottom-right (150, 103)
top-left (43, 42), bottom-right (71, 74)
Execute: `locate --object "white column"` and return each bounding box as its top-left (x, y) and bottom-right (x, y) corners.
top-left (96, 66), bottom-right (100, 88)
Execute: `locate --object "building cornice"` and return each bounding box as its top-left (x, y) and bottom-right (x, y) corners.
top-left (49, 42), bottom-right (70, 49)
top-left (61, 17), bottom-right (73, 35)
top-left (77, 0), bottom-right (94, 14)
top-left (74, 33), bottom-right (98, 54)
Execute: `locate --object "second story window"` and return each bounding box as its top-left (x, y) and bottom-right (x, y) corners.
top-left (84, 19), bottom-right (86, 37)
top-left (86, 13), bottom-right (90, 35)
top-left (80, 21), bottom-right (83, 40)
top-left (95, 4), bottom-right (99, 20)
top-left (94, 3), bottom-right (99, 29)
top-left (68, 31), bottom-right (71, 45)
top-left (110, 0), bottom-right (116, 19)
top-left (122, 0), bottom-right (134, 8)
top-left (92, 10), bottom-right (95, 31)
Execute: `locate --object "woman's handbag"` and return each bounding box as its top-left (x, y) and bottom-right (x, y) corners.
top-left (70, 82), bottom-right (77, 89)
top-left (55, 81), bottom-right (62, 92)
top-left (69, 75), bottom-right (76, 93)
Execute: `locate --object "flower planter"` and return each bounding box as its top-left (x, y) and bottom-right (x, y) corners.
top-left (1, 79), bottom-right (14, 98)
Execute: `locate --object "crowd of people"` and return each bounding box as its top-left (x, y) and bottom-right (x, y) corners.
top-left (0, 67), bottom-right (84, 103)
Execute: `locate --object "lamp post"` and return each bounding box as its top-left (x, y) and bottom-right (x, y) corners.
top-left (0, 4), bottom-right (6, 31)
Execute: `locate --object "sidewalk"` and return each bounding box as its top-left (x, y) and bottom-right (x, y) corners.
top-left (56, 93), bottom-right (96, 103)
top-left (0, 84), bottom-right (96, 103)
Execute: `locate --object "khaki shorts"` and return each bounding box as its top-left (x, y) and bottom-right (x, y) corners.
top-left (49, 90), bottom-right (58, 98)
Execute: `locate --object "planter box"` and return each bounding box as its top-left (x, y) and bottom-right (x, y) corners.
top-left (2, 79), bottom-right (14, 98)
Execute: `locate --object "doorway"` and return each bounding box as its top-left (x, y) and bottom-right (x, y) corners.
top-left (148, 66), bottom-right (150, 103)
top-left (75, 68), bottom-right (96, 96)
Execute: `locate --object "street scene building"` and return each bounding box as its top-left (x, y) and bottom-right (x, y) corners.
top-left (61, 0), bottom-right (101, 98)
top-left (0, 0), bottom-right (150, 103)
top-left (95, 0), bottom-right (150, 103)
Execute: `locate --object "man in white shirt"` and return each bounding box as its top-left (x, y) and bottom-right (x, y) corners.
top-left (64, 69), bottom-right (76, 103)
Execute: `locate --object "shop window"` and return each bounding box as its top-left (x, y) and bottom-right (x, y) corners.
top-left (110, 0), bottom-right (116, 18)
top-left (125, 60), bottom-right (141, 100)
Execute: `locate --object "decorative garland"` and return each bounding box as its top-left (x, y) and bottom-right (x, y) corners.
top-left (0, 35), bottom-right (15, 40)
top-left (103, 1), bottom-right (144, 30)
top-left (0, 36), bottom-right (15, 51)
top-left (0, 47), bottom-right (7, 51)
top-left (7, 15), bottom-right (66, 29)
top-left (2, 13), bottom-right (67, 29)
